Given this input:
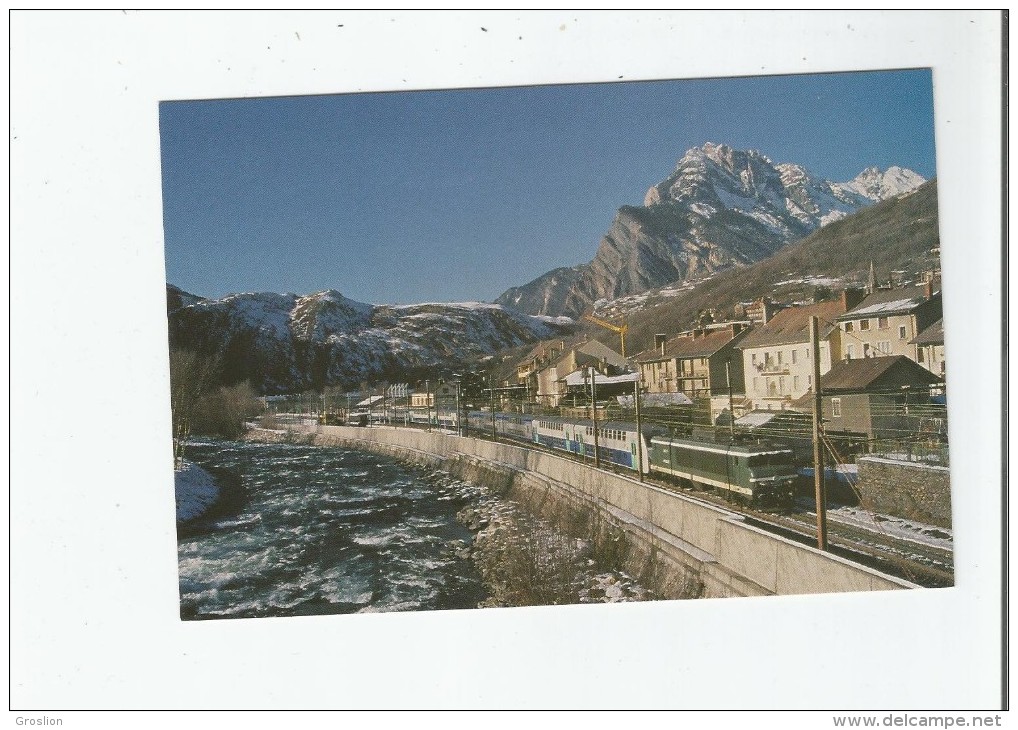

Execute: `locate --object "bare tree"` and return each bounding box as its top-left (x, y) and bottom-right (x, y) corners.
top-left (169, 349), bottom-right (221, 469)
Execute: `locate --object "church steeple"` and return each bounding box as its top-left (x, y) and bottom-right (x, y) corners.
top-left (867, 261), bottom-right (877, 294)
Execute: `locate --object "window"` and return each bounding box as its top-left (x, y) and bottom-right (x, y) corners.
top-left (899, 325), bottom-right (908, 339)
top-left (918, 348), bottom-right (925, 363)
top-left (777, 351), bottom-right (783, 365)
top-left (878, 317), bottom-right (889, 329)
top-left (844, 322), bottom-right (854, 333)
top-left (846, 344), bottom-right (854, 360)
top-left (751, 353), bottom-right (757, 364)
top-left (791, 350), bottom-right (797, 364)
top-left (863, 343), bottom-right (871, 357)
top-left (877, 341), bottom-right (891, 355)
top-left (832, 398), bottom-right (842, 417)
top-left (793, 375), bottom-right (801, 391)
top-left (860, 319), bottom-right (871, 331)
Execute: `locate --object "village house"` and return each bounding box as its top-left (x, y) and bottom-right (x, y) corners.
top-left (431, 381), bottom-right (459, 416)
top-left (634, 322), bottom-right (750, 401)
top-left (835, 282), bottom-right (942, 362)
top-left (739, 296), bottom-right (787, 326)
top-left (813, 355), bottom-right (944, 448)
top-left (737, 290), bottom-right (865, 412)
top-left (911, 318), bottom-right (946, 378)
top-left (535, 338), bottom-right (629, 407)
top-left (407, 381), bottom-right (460, 422)
top-left (512, 339), bottom-right (566, 396)
top-left (409, 390), bottom-right (434, 409)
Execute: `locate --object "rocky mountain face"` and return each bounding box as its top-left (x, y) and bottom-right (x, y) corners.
top-left (617, 177), bottom-right (941, 353)
top-left (167, 286), bottom-right (573, 393)
top-left (496, 143), bottom-right (926, 318)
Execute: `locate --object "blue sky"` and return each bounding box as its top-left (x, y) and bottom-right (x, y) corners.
top-left (160, 68), bottom-right (936, 305)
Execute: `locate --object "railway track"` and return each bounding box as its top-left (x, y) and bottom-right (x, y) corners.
top-left (636, 471), bottom-right (954, 588)
top-left (349, 421), bottom-right (955, 588)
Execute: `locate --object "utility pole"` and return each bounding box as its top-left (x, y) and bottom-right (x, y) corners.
top-left (633, 375), bottom-right (644, 482)
top-left (489, 377), bottom-right (497, 441)
top-left (590, 367), bottom-right (600, 468)
top-left (726, 360), bottom-right (736, 441)
top-left (809, 316), bottom-right (828, 551)
top-left (426, 380), bottom-right (432, 432)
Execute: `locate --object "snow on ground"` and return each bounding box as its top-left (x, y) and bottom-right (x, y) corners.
top-left (824, 505), bottom-right (953, 552)
top-left (773, 275), bottom-right (846, 288)
top-left (175, 460), bottom-right (220, 522)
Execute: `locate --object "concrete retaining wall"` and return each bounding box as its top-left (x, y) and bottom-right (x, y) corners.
top-left (306, 425), bottom-right (916, 598)
top-left (857, 456), bottom-right (952, 528)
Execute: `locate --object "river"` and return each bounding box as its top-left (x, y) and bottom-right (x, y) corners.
top-left (176, 439), bottom-right (488, 620)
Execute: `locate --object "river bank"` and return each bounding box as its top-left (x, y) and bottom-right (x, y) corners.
top-left (243, 427), bottom-right (659, 608)
top-left (174, 459), bottom-right (220, 522)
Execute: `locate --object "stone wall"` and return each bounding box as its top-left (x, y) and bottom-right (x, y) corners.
top-left (282, 425), bottom-right (917, 598)
top-left (856, 456), bottom-right (952, 528)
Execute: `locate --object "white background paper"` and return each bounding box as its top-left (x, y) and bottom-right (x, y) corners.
top-left (9, 10), bottom-right (1006, 713)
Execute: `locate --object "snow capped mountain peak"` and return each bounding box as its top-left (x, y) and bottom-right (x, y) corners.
top-left (682, 142), bottom-right (772, 175)
top-left (499, 143), bottom-right (929, 319)
top-left (837, 165), bottom-right (927, 202)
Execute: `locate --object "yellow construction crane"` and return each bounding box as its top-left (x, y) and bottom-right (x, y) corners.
top-left (583, 313), bottom-right (629, 358)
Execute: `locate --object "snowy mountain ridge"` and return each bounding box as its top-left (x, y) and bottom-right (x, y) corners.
top-left (166, 285), bottom-right (573, 392)
top-left (495, 142), bottom-right (926, 318)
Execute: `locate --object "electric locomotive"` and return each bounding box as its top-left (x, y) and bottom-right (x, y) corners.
top-left (647, 436), bottom-right (797, 506)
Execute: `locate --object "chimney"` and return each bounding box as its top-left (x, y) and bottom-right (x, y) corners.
top-left (655, 334), bottom-right (667, 356)
top-left (924, 280), bottom-right (932, 299)
top-left (841, 287), bottom-right (865, 312)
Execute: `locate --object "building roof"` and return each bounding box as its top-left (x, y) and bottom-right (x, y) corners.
top-left (818, 355), bottom-right (942, 393)
top-left (563, 370), bottom-right (639, 387)
top-left (910, 318), bottom-right (945, 346)
top-left (737, 299), bottom-right (845, 349)
top-left (635, 326), bottom-right (744, 363)
top-left (617, 391), bottom-right (694, 407)
top-left (514, 339), bottom-right (566, 370)
top-left (734, 409), bottom-right (812, 429)
top-left (836, 285), bottom-right (934, 321)
top-left (552, 339), bottom-right (628, 371)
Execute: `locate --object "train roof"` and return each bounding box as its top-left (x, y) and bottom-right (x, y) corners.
top-left (534, 415), bottom-right (667, 434)
top-left (649, 435), bottom-right (794, 456)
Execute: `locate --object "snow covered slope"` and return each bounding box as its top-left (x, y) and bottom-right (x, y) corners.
top-left (167, 287), bottom-right (573, 392)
